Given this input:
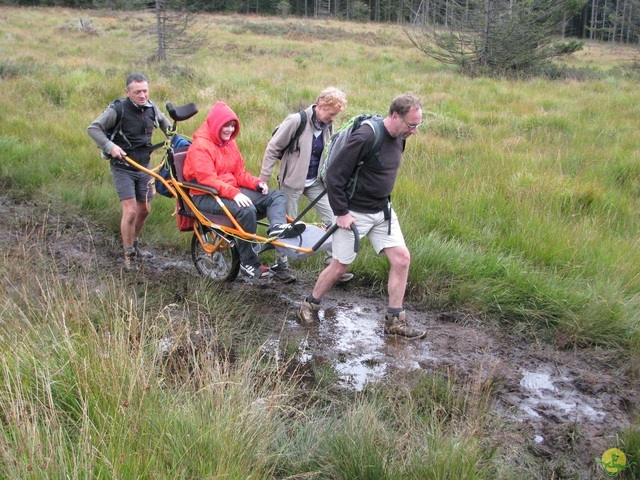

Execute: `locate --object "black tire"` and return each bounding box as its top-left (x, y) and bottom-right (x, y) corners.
top-left (191, 229), bottom-right (240, 282)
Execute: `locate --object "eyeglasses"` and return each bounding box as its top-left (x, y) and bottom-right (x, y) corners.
top-left (401, 117), bottom-right (423, 130)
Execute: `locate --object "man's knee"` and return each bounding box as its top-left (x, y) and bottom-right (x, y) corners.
top-left (136, 202), bottom-right (150, 216)
top-left (325, 259), bottom-right (349, 279)
top-left (387, 246), bottom-right (411, 269)
top-left (121, 198), bottom-right (137, 215)
top-left (327, 258), bottom-right (348, 271)
top-left (137, 209), bottom-right (150, 222)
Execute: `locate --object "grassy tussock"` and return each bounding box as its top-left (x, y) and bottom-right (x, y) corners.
top-left (0, 216), bottom-right (503, 478)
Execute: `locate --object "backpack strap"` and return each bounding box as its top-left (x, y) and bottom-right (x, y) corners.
top-left (284, 110), bottom-right (307, 155)
top-left (108, 98), bottom-right (162, 150)
top-left (346, 116), bottom-right (385, 199)
top-left (108, 98), bottom-right (125, 142)
top-left (150, 100), bottom-right (161, 130)
top-left (362, 116), bottom-right (385, 166)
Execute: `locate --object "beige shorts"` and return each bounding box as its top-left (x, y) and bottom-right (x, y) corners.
top-left (331, 208), bottom-right (406, 265)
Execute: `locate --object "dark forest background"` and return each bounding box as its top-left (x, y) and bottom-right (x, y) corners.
top-left (3, 0), bottom-right (639, 45)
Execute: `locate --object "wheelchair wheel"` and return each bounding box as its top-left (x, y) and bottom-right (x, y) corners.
top-left (191, 229), bottom-right (240, 282)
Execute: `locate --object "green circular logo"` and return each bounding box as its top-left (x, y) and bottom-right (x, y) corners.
top-left (600, 448), bottom-right (627, 476)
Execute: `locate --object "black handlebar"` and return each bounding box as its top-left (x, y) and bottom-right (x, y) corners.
top-left (312, 223), bottom-right (360, 253)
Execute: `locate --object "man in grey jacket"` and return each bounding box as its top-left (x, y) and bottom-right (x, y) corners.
top-left (260, 87), bottom-right (352, 284)
top-left (88, 73), bottom-right (171, 272)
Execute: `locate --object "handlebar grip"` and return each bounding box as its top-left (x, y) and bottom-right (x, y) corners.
top-left (350, 224), bottom-right (360, 253)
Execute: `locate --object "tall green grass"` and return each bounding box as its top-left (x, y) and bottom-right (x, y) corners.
top-left (0, 7), bottom-right (639, 476)
top-left (0, 207), bottom-right (509, 478)
top-left (2, 7), bottom-right (638, 346)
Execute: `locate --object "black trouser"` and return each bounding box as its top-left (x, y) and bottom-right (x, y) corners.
top-left (192, 188), bottom-right (287, 266)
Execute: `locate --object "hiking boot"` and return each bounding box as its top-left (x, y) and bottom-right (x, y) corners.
top-left (269, 222), bottom-right (306, 239)
top-left (336, 272), bottom-right (354, 284)
top-left (270, 262), bottom-right (297, 284)
top-left (240, 262), bottom-right (273, 280)
top-left (384, 310), bottom-right (427, 340)
top-left (296, 299), bottom-right (321, 325)
top-left (133, 239), bottom-right (154, 259)
top-left (123, 248), bottom-right (138, 273)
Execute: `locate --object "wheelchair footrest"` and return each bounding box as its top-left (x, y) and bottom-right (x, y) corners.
top-left (274, 224), bottom-right (332, 260)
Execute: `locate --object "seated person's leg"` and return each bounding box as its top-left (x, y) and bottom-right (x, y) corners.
top-left (262, 189), bottom-right (288, 228)
top-left (246, 189), bottom-right (305, 238)
top-left (192, 194), bottom-right (261, 269)
top-left (192, 193), bottom-right (257, 232)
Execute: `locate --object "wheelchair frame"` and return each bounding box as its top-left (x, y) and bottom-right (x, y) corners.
top-left (122, 102), bottom-right (358, 282)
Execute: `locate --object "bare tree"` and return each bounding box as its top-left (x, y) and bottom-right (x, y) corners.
top-left (148, 0), bottom-right (203, 62)
top-left (405, 0), bottom-right (583, 76)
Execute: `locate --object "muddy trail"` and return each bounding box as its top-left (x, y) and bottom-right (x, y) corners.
top-left (1, 194), bottom-right (637, 477)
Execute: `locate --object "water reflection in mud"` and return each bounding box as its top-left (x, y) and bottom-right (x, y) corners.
top-left (317, 305), bottom-right (388, 389)
top-left (518, 368), bottom-right (606, 423)
top-left (267, 296), bottom-right (433, 391)
top-left (264, 290), bottom-right (617, 444)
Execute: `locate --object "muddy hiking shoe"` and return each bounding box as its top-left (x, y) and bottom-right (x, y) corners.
top-left (240, 262), bottom-right (273, 280)
top-left (322, 258), bottom-right (355, 284)
top-left (297, 298), bottom-right (321, 325)
top-left (268, 222), bottom-right (306, 239)
top-left (133, 238), bottom-right (154, 259)
top-left (384, 310), bottom-right (427, 340)
top-left (123, 248), bottom-right (138, 273)
top-left (270, 262), bottom-right (297, 284)
top-left (337, 272), bottom-right (354, 284)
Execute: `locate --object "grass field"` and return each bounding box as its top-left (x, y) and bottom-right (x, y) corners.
top-left (0, 6), bottom-right (639, 478)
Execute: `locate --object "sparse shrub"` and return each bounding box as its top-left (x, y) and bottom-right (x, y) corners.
top-left (276, 0), bottom-right (290, 18)
top-left (552, 39), bottom-right (585, 56)
top-left (294, 56), bottom-right (308, 69)
top-left (406, 0), bottom-right (584, 78)
top-left (0, 59), bottom-right (29, 79)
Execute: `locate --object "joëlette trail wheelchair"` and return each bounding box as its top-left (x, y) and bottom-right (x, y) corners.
top-left (122, 102), bottom-right (359, 282)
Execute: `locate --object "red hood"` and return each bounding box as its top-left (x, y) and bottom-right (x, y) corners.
top-left (193, 101), bottom-right (241, 146)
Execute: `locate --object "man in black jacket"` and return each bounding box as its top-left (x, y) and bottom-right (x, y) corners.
top-left (88, 73), bottom-right (171, 272)
top-left (297, 93), bottom-right (426, 340)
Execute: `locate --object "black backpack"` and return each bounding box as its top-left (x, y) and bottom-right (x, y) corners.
top-left (155, 134), bottom-right (192, 198)
top-left (106, 98), bottom-right (161, 147)
top-left (271, 110), bottom-right (307, 159)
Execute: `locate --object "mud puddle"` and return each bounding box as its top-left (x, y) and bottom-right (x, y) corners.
top-left (1, 194), bottom-right (637, 477)
top-left (248, 277), bottom-right (638, 476)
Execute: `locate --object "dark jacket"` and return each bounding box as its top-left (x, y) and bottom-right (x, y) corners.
top-left (87, 97), bottom-right (170, 169)
top-left (326, 123), bottom-right (403, 215)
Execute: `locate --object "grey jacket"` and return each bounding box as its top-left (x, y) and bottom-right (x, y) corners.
top-left (260, 104), bottom-right (332, 191)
